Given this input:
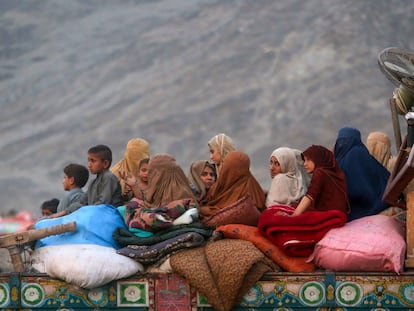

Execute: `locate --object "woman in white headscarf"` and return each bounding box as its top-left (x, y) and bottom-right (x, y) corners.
top-left (208, 133), bottom-right (236, 178)
top-left (266, 147), bottom-right (308, 208)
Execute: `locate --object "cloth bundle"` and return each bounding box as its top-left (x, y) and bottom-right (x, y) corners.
top-left (258, 205), bottom-right (347, 257)
top-left (170, 239), bottom-right (275, 311)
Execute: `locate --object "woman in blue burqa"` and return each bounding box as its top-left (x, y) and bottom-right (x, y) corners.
top-left (333, 127), bottom-right (390, 221)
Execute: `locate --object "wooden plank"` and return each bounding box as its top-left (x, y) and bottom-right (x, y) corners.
top-left (406, 192), bottom-right (414, 268)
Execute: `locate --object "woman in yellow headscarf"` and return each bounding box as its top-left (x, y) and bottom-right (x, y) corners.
top-left (111, 138), bottom-right (150, 203)
top-left (365, 131), bottom-right (396, 172)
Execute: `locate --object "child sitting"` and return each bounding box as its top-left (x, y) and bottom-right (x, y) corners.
top-left (54, 145), bottom-right (122, 216)
top-left (293, 145), bottom-right (349, 216)
top-left (40, 198), bottom-right (60, 217)
top-left (121, 157), bottom-right (150, 201)
top-left (48, 163), bottom-right (89, 219)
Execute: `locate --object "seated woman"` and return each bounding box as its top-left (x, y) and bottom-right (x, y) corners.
top-left (334, 127), bottom-right (390, 221)
top-left (188, 160), bottom-right (216, 203)
top-left (208, 133), bottom-right (236, 178)
top-left (293, 145), bottom-right (349, 215)
top-left (124, 154), bottom-right (198, 232)
top-left (366, 131), bottom-right (396, 172)
top-left (266, 147), bottom-right (308, 208)
top-left (111, 138), bottom-right (150, 204)
top-left (199, 150), bottom-right (266, 220)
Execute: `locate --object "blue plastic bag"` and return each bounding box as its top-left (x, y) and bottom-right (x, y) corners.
top-left (34, 204), bottom-right (126, 249)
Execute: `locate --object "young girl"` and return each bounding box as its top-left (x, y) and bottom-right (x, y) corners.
top-left (208, 133), bottom-right (236, 178)
top-left (266, 147), bottom-right (308, 208)
top-left (112, 138), bottom-right (150, 203)
top-left (258, 145), bottom-right (348, 257)
top-left (188, 160), bottom-right (216, 203)
top-left (122, 157), bottom-right (149, 201)
top-left (292, 145), bottom-right (349, 216)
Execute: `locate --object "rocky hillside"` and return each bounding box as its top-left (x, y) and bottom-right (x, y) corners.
top-left (1, 0), bottom-right (413, 216)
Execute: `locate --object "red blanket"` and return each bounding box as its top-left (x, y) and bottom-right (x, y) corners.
top-left (258, 205), bottom-right (347, 257)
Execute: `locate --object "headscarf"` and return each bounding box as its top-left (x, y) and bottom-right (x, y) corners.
top-left (302, 145), bottom-right (348, 213)
top-left (111, 138), bottom-right (150, 193)
top-left (333, 127), bottom-right (390, 221)
top-left (144, 154), bottom-right (196, 209)
top-left (187, 160), bottom-right (215, 202)
top-left (366, 131), bottom-right (396, 172)
top-left (200, 151), bottom-right (266, 217)
top-left (208, 133), bottom-right (236, 178)
top-left (292, 148), bottom-right (312, 187)
top-left (266, 147), bottom-right (307, 207)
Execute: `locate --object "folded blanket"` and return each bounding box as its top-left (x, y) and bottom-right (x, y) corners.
top-left (170, 239), bottom-right (274, 311)
top-left (113, 222), bottom-right (213, 247)
top-left (117, 231), bottom-right (206, 265)
top-left (258, 206), bottom-right (347, 257)
top-left (216, 224), bottom-right (316, 272)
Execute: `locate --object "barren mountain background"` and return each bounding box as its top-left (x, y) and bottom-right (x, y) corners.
top-left (1, 0), bottom-right (414, 217)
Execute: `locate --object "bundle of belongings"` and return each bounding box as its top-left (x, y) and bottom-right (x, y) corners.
top-left (31, 204), bottom-right (144, 289)
top-left (258, 205), bottom-right (347, 257)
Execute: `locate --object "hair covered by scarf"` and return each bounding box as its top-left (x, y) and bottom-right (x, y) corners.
top-left (302, 145), bottom-right (338, 170)
top-left (188, 160), bottom-right (214, 201)
top-left (144, 153), bottom-right (196, 209)
top-left (266, 147), bottom-right (307, 207)
top-left (111, 138), bottom-right (150, 193)
top-left (208, 133), bottom-right (236, 177)
top-left (332, 127), bottom-right (390, 221)
top-left (200, 150), bottom-right (265, 217)
top-left (366, 131), bottom-right (393, 170)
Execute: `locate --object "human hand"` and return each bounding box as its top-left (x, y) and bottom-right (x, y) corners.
top-left (119, 171), bottom-right (136, 188)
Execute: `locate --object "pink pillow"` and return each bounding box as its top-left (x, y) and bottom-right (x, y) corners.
top-left (311, 215), bottom-right (406, 273)
top-left (201, 195), bottom-right (261, 228)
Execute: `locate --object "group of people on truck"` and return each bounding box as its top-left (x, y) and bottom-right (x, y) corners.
top-left (35, 126), bottom-right (402, 253)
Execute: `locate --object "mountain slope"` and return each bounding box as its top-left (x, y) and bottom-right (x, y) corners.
top-left (0, 0), bottom-right (413, 216)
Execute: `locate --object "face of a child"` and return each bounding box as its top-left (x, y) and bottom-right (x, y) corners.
top-left (138, 163), bottom-right (149, 183)
top-left (88, 153), bottom-right (109, 175)
top-left (41, 209), bottom-right (53, 217)
top-left (303, 156), bottom-right (315, 174)
top-left (200, 165), bottom-right (215, 190)
top-left (209, 146), bottom-right (221, 165)
top-left (62, 173), bottom-right (73, 191)
top-left (269, 156), bottom-right (282, 179)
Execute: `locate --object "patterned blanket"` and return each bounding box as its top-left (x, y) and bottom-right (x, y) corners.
top-left (170, 239), bottom-right (275, 311)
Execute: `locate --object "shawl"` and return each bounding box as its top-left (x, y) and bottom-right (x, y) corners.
top-left (333, 127), bottom-right (390, 221)
top-left (266, 147), bottom-right (307, 207)
top-left (302, 144), bottom-right (348, 213)
top-left (366, 131), bottom-right (396, 172)
top-left (170, 239), bottom-right (274, 311)
top-left (117, 231), bottom-right (207, 265)
top-left (187, 160), bottom-right (215, 202)
top-left (111, 138), bottom-right (150, 193)
top-left (208, 133), bottom-right (236, 178)
top-left (258, 205), bottom-right (347, 257)
top-left (199, 151), bottom-right (266, 217)
top-left (144, 154), bottom-right (197, 209)
top-left (113, 222), bottom-right (213, 247)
